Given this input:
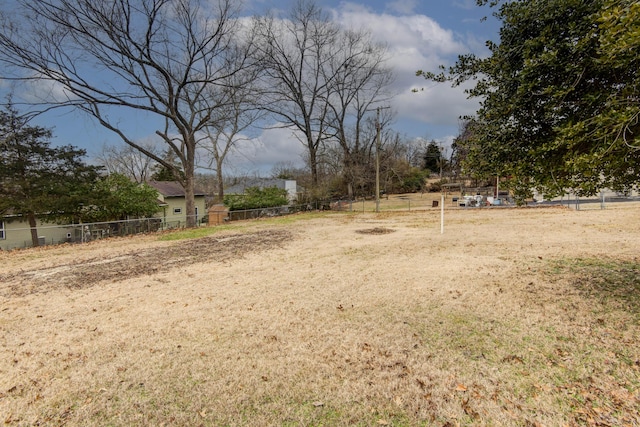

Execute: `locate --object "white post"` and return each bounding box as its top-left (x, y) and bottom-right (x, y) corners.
top-left (440, 193), bottom-right (444, 234)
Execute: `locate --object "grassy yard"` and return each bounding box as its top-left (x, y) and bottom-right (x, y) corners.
top-left (1, 201), bottom-right (639, 426)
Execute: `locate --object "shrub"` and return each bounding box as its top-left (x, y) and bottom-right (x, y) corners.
top-left (223, 187), bottom-right (289, 210)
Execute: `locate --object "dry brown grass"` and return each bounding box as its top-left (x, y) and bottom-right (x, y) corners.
top-left (1, 200), bottom-right (639, 426)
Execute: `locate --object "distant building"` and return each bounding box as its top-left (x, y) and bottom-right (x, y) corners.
top-left (147, 181), bottom-right (208, 225)
top-left (0, 181), bottom-right (209, 250)
top-left (0, 210), bottom-right (75, 250)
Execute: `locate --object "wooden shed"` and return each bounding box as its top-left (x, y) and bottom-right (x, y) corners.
top-left (208, 204), bottom-right (229, 226)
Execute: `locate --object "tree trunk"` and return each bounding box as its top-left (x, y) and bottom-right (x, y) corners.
top-left (184, 142), bottom-right (197, 228)
top-left (216, 159), bottom-right (225, 204)
top-left (27, 212), bottom-right (39, 247)
top-left (307, 135), bottom-right (319, 187)
top-left (184, 174), bottom-right (196, 228)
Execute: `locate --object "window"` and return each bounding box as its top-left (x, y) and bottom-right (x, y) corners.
top-left (173, 207), bottom-right (182, 215)
top-left (0, 221), bottom-right (4, 240)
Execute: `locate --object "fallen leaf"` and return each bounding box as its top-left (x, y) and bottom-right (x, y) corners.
top-left (462, 398), bottom-right (479, 420)
top-left (377, 420), bottom-right (389, 426)
top-left (456, 383), bottom-right (468, 392)
top-left (502, 355), bottom-right (524, 364)
top-left (312, 401), bottom-right (324, 407)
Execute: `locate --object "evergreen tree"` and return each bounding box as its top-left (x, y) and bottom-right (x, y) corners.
top-left (423, 141), bottom-right (443, 174)
top-left (0, 104), bottom-right (102, 246)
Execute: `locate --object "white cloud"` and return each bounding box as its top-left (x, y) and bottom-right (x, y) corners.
top-left (331, 3), bottom-right (479, 133)
top-left (334, 5), bottom-right (465, 59)
top-left (19, 75), bottom-right (79, 104)
top-left (226, 125), bottom-right (306, 175)
top-left (395, 80), bottom-right (479, 126)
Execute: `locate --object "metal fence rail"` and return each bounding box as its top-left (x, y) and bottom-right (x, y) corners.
top-left (6, 193), bottom-right (636, 250)
top-left (1, 216), bottom-right (198, 250)
top-left (539, 193), bottom-right (640, 210)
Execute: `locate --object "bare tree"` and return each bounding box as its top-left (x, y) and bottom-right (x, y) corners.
top-left (199, 56), bottom-right (264, 203)
top-left (256, 0), bottom-right (341, 188)
top-left (323, 28), bottom-right (393, 199)
top-left (0, 0), bottom-right (257, 227)
top-left (256, 0), bottom-right (393, 196)
top-left (96, 141), bottom-right (160, 183)
top-left (390, 136), bottom-right (427, 170)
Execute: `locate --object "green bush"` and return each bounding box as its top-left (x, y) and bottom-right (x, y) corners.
top-left (223, 186), bottom-right (289, 210)
top-left (400, 168), bottom-right (430, 193)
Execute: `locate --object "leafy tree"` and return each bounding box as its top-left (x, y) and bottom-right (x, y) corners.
top-left (418, 0), bottom-right (640, 198)
top-left (451, 118), bottom-right (495, 182)
top-left (423, 141), bottom-right (443, 175)
top-left (0, 104), bottom-right (102, 246)
top-left (223, 187), bottom-right (289, 211)
top-left (87, 173), bottom-right (160, 222)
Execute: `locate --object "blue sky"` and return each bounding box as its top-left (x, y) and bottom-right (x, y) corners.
top-left (7, 0), bottom-right (501, 175)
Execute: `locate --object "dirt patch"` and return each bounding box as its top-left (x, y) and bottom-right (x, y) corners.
top-left (355, 227), bottom-right (395, 235)
top-left (0, 229), bottom-right (292, 297)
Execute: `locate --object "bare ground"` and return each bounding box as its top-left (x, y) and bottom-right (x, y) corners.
top-left (1, 203), bottom-right (639, 426)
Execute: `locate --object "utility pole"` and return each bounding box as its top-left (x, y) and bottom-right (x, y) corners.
top-left (375, 107), bottom-right (381, 213)
top-left (375, 106), bottom-right (390, 213)
top-left (439, 143), bottom-right (443, 180)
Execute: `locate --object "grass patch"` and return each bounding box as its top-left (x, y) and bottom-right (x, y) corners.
top-left (158, 211), bottom-right (334, 241)
top-left (158, 224), bottom-right (244, 241)
top-left (545, 257), bottom-right (640, 317)
top-left (256, 210), bottom-right (335, 225)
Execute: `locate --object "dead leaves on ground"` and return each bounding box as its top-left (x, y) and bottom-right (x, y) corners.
top-left (0, 229), bottom-right (292, 296)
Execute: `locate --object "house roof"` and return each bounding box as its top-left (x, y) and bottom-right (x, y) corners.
top-left (225, 178), bottom-right (296, 195)
top-left (147, 181), bottom-right (207, 197)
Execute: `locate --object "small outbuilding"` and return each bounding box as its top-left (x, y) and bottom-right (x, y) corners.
top-left (208, 204), bottom-right (229, 226)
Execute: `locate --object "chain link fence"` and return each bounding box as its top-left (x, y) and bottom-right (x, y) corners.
top-left (8, 192), bottom-right (636, 250)
top-left (1, 216), bottom-right (197, 250)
